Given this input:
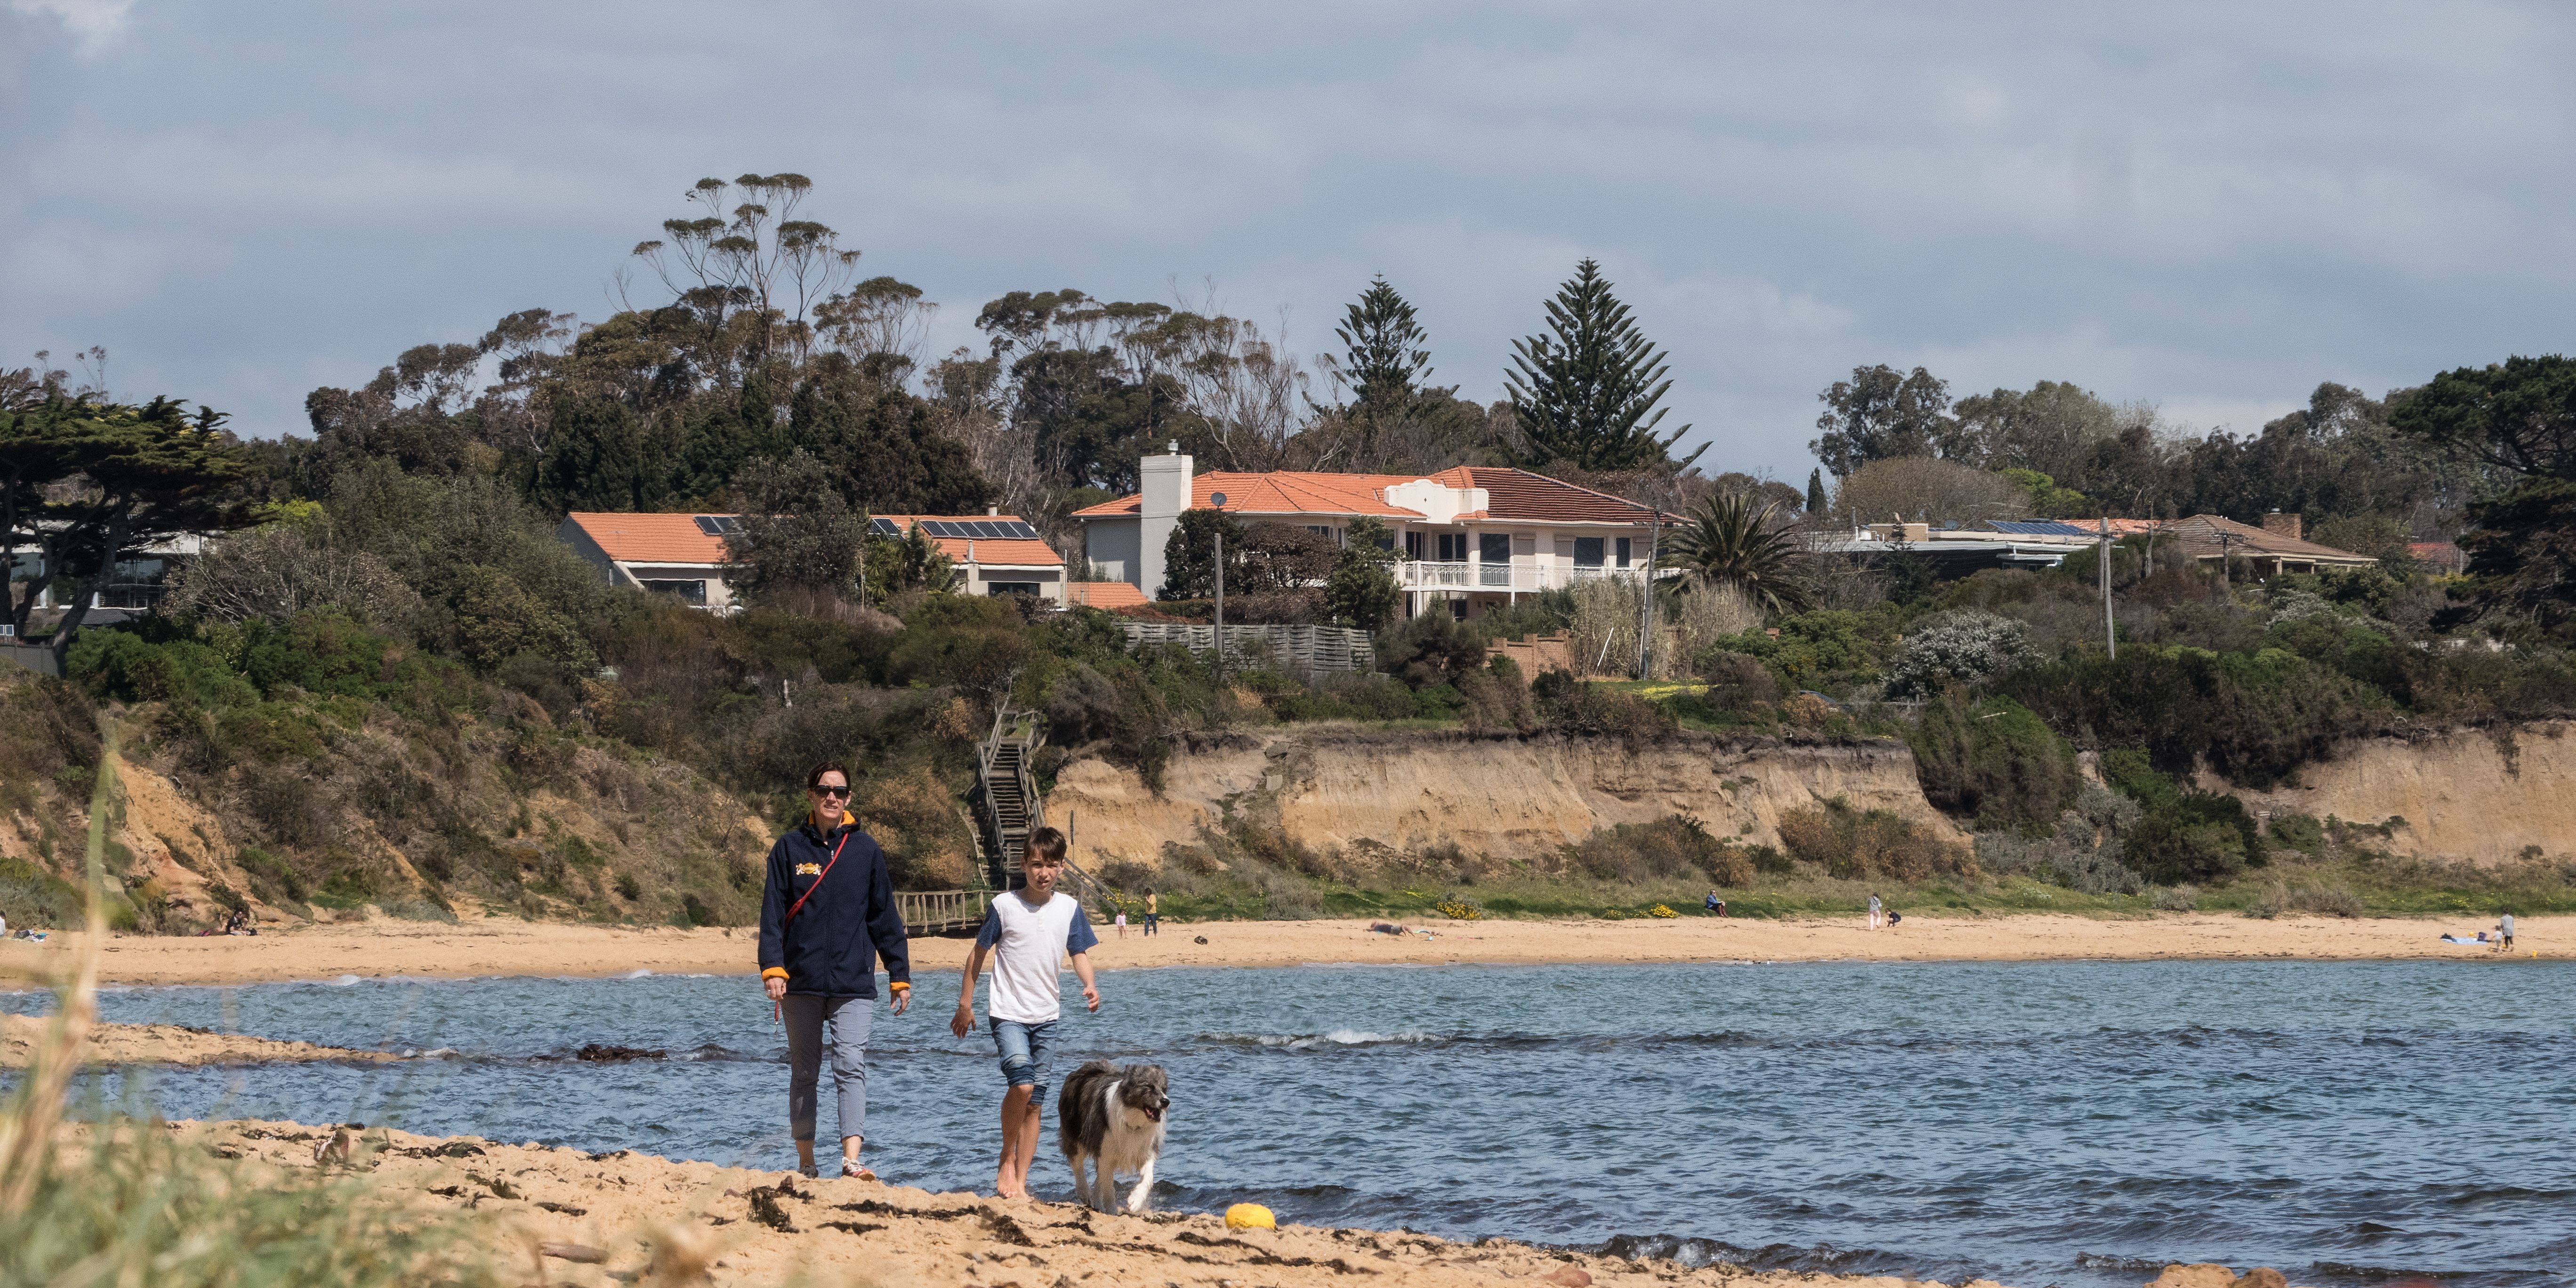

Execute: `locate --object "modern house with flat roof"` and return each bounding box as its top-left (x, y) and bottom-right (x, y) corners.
top-left (1071, 444), bottom-right (1680, 619)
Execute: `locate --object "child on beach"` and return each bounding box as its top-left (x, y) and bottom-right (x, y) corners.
top-left (952, 826), bottom-right (1100, 1200)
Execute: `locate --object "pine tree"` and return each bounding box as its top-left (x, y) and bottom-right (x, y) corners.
top-left (1807, 468), bottom-right (1829, 516)
top-left (1504, 260), bottom-right (1704, 472)
top-left (1336, 277), bottom-right (1433, 413)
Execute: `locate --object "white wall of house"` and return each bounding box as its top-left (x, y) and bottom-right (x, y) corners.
top-left (958, 563), bottom-right (1066, 606)
top-left (1136, 447), bottom-right (1192, 597)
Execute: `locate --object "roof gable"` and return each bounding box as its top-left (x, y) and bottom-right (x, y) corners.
top-left (1071, 466), bottom-right (1672, 526)
top-left (564, 513), bottom-right (732, 565)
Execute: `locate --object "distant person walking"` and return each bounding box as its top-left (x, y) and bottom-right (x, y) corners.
top-left (1868, 892), bottom-right (1883, 931)
top-left (1143, 890), bottom-right (1159, 936)
top-left (2497, 911), bottom-right (2517, 953)
top-left (759, 760), bottom-right (912, 1182)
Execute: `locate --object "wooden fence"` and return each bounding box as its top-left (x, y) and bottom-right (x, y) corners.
top-left (1118, 622), bottom-right (1374, 673)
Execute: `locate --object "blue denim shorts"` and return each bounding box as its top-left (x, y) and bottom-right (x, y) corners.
top-left (990, 1017), bottom-right (1058, 1101)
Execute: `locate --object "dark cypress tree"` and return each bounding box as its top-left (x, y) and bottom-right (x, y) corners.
top-left (1807, 468), bottom-right (1829, 516)
top-left (1503, 259), bottom-right (1704, 472)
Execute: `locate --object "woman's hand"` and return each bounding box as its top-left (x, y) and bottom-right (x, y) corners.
top-left (765, 975), bottom-right (787, 1002)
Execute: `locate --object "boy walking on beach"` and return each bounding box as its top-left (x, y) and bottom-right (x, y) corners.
top-left (952, 827), bottom-right (1100, 1199)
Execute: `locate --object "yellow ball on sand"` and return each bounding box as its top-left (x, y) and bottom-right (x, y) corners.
top-left (1224, 1203), bottom-right (1276, 1230)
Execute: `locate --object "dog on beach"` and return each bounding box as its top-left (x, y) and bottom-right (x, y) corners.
top-left (1057, 1060), bottom-right (1169, 1213)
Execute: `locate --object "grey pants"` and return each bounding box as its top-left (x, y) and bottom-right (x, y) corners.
top-left (783, 994), bottom-right (873, 1143)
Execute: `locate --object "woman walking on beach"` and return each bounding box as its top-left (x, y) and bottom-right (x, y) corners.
top-left (760, 760), bottom-right (912, 1181)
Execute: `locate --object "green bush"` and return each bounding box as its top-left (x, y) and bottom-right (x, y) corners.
top-left (1775, 798), bottom-right (1975, 881)
top-left (67, 630), bottom-right (258, 709)
top-left (1909, 692), bottom-right (2080, 829)
top-left (1563, 813), bottom-right (1756, 885)
top-left (2101, 749), bottom-right (2263, 885)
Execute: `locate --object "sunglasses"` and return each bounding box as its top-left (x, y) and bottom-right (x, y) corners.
top-left (811, 784), bottom-right (852, 798)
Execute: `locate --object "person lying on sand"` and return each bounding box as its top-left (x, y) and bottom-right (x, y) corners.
top-left (952, 827), bottom-right (1099, 1200)
top-left (759, 759), bottom-right (912, 1182)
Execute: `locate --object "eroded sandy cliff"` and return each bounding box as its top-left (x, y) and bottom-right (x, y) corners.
top-left (1049, 729), bottom-right (1965, 869)
top-left (2221, 720), bottom-right (2576, 864)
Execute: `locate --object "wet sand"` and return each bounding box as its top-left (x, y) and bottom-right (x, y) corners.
top-left (0, 1013), bottom-right (399, 1066)
top-left (0, 911), bottom-right (2548, 988)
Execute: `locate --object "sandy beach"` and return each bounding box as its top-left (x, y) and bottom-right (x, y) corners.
top-left (0, 910), bottom-right (2547, 989)
top-left (137, 1117), bottom-right (2016, 1288)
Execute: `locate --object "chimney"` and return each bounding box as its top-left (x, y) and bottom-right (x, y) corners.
top-left (1135, 442), bottom-right (1194, 596)
top-left (2262, 510), bottom-right (2302, 541)
top-left (988, 505), bottom-right (999, 516)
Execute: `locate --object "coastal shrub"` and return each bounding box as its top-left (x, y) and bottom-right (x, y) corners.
top-left (1531, 670), bottom-right (1673, 740)
top-left (1908, 692), bottom-right (2080, 829)
top-left (1881, 610), bottom-right (2040, 699)
top-left (1775, 799), bottom-right (1975, 882)
top-left (2154, 884), bottom-right (2200, 911)
top-left (1998, 645), bottom-right (2380, 789)
top-left (1702, 609), bottom-right (1883, 692)
top-left (0, 855), bottom-right (85, 929)
top-left (2101, 750), bottom-right (2262, 886)
top-left (1563, 814), bottom-right (1755, 886)
top-left (68, 629), bottom-right (259, 709)
top-left (1690, 650), bottom-right (1780, 711)
top-left (1457, 655), bottom-right (1537, 732)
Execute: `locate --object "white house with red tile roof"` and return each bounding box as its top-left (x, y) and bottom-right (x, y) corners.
top-left (560, 510), bottom-right (1071, 609)
top-left (1072, 444), bottom-right (1678, 618)
top-left (869, 513), bottom-right (1068, 605)
top-left (558, 512), bottom-right (744, 611)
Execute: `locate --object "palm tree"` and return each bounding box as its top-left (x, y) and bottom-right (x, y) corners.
top-left (1659, 492), bottom-right (1813, 616)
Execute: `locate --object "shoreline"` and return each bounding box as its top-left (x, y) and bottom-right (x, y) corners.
top-left (151, 1117), bottom-right (2016, 1288)
top-left (0, 911), bottom-right (2549, 989)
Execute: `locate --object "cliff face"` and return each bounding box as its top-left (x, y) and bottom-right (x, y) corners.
top-left (1049, 729), bottom-right (1965, 870)
top-left (2219, 720), bottom-right (2576, 865)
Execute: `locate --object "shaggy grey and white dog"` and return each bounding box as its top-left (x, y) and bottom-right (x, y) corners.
top-left (1056, 1060), bottom-right (1169, 1213)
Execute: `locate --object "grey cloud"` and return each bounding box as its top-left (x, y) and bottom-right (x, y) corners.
top-left (2, 0), bottom-right (2570, 474)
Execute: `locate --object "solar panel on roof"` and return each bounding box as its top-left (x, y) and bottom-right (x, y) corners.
top-left (1990, 520), bottom-right (2093, 537)
top-left (1004, 521), bottom-right (1037, 539)
top-left (869, 518), bottom-right (901, 535)
top-left (692, 515), bottom-right (743, 535)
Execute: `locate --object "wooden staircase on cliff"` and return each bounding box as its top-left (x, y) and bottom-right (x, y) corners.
top-left (972, 705), bottom-right (1110, 910)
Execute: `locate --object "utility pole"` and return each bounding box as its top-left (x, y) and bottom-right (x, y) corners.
top-left (2099, 514), bottom-right (2116, 660)
top-left (2214, 529), bottom-right (2239, 597)
top-left (1633, 496), bottom-right (1663, 681)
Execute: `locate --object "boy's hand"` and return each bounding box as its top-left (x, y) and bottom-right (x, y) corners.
top-left (950, 1003), bottom-right (974, 1038)
top-left (1082, 982), bottom-right (1101, 1012)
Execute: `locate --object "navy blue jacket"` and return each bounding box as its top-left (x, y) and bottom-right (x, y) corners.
top-left (757, 815), bottom-right (910, 998)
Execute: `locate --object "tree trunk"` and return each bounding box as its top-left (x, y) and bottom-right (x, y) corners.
top-left (48, 498), bottom-right (131, 666)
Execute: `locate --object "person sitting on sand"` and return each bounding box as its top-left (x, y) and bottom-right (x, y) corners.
top-left (759, 760), bottom-right (912, 1182)
top-left (951, 827), bottom-right (1099, 1200)
top-left (1705, 888), bottom-right (1719, 913)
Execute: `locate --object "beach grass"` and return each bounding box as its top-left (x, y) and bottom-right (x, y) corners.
top-left (0, 724), bottom-right (503, 1288)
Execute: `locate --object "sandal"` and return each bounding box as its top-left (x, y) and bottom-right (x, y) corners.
top-left (842, 1163), bottom-right (876, 1182)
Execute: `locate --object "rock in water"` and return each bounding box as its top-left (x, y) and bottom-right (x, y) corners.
top-left (576, 1043), bottom-right (667, 1062)
top-left (2230, 1271), bottom-right (2288, 1288)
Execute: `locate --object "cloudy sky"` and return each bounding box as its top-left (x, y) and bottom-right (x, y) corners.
top-left (5, 0), bottom-right (2571, 476)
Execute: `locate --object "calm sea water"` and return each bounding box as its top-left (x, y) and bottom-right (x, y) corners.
top-left (6, 960), bottom-right (2569, 1288)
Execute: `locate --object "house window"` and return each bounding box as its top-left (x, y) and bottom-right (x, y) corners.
top-left (1573, 537), bottom-right (1604, 567)
top-left (640, 579), bottom-right (708, 605)
top-left (1436, 533), bottom-right (1469, 562)
top-left (1479, 533), bottom-right (1513, 564)
top-left (1405, 531), bottom-right (1426, 560)
top-left (1615, 537), bottom-right (1632, 567)
top-left (1513, 534), bottom-right (1536, 557)
top-left (986, 582), bottom-right (1041, 598)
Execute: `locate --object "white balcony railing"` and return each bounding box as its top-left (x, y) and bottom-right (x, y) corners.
top-left (1393, 561), bottom-right (1658, 592)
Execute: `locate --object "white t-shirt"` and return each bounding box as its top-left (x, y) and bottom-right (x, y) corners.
top-left (974, 890), bottom-right (1098, 1024)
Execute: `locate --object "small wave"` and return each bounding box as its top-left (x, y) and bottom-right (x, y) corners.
top-left (621, 969), bottom-right (654, 979)
top-left (1200, 1029), bottom-right (1448, 1049)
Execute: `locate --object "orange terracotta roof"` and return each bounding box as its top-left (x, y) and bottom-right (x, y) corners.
top-left (1071, 472), bottom-right (1429, 519)
top-left (564, 513), bottom-right (731, 565)
top-left (1070, 467), bottom-right (1674, 526)
top-left (1066, 581), bottom-right (1149, 609)
top-left (875, 515), bottom-right (1063, 567)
